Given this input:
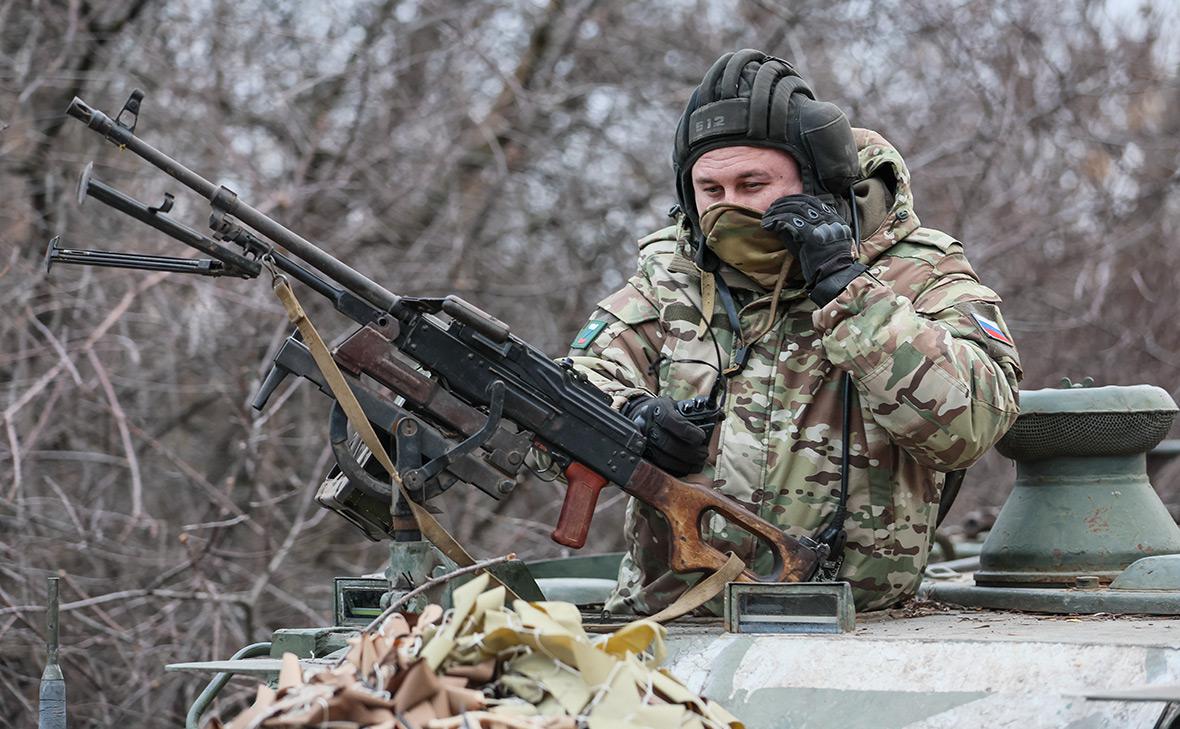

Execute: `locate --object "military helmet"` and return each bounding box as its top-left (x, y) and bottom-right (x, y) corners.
top-left (673, 49), bottom-right (860, 238)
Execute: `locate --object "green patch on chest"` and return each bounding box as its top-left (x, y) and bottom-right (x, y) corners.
top-left (570, 320), bottom-right (608, 350)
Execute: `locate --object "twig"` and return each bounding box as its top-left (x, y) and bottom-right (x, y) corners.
top-left (86, 349), bottom-right (145, 520)
top-left (261, 582), bottom-right (326, 625)
top-left (0, 588), bottom-right (251, 616)
top-left (181, 513), bottom-right (251, 531)
top-left (44, 477), bottom-right (86, 535)
top-left (61, 571), bottom-right (129, 635)
top-left (245, 444), bottom-right (331, 607)
top-left (4, 418), bottom-right (19, 500)
top-left (27, 309), bottom-right (83, 386)
top-left (0, 614), bottom-right (19, 644)
top-left (0, 667), bottom-right (35, 720)
top-left (2, 273), bottom-right (167, 421)
top-left (127, 423), bottom-right (262, 533)
top-left (17, 377), bottom-right (66, 464)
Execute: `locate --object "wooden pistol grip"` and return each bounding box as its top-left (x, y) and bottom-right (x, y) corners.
top-left (623, 461), bottom-right (818, 582)
top-left (551, 462), bottom-right (608, 549)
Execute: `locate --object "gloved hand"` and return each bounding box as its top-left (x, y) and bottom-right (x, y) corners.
top-left (624, 396), bottom-right (710, 477)
top-left (761, 194), bottom-right (868, 307)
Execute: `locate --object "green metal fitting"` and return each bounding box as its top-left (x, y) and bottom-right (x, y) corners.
top-left (978, 384), bottom-right (1180, 587)
top-left (185, 642), bottom-right (272, 729)
top-left (269, 628), bottom-right (353, 659)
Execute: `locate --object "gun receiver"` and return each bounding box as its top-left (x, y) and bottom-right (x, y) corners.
top-left (56, 90), bottom-right (821, 583)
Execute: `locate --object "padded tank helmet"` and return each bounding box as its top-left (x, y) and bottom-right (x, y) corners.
top-left (673, 49), bottom-right (860, 242)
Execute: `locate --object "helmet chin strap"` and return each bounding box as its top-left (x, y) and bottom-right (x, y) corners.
top-left (692, 228), bottom-right (719, 271)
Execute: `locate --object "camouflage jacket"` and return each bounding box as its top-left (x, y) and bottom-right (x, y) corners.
top-left (567, 129), bottom-right (1022, 614)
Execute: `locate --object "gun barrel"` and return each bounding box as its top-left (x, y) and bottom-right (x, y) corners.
top-left (214, 192), bottom-right (402, 315)
top-left (66, 94), bottom-right (402, 316)
top-left (67, 96), bottom-right (217, 199)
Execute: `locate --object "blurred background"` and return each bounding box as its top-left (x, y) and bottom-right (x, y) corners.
top-left (2, 0), bottom-right (1180, 725)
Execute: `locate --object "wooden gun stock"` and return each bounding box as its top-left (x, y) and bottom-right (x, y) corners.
top-left (553, 460), bottom-right (819, 582)
top-left (627, 461), bottom-right (817, 581)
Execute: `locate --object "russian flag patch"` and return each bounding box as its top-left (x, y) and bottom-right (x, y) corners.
top-left (972, 312), bottom-right (1014, 346)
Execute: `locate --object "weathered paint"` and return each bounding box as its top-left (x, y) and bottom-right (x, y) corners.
top-left (664, 610), bottom-right (1180, 728)
top-left (726, 688), bottom-right (988, 729)
top-left (1112, 555), bottom-right (1180, 591)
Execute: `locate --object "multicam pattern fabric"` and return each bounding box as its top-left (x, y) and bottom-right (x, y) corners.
top-left (568, 129), bottom-right (1022, 614)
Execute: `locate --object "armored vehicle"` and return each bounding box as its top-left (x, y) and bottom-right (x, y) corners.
top-left (156, 380), bottom-right (1180, 729)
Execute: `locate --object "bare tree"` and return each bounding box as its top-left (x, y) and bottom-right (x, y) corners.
top-left (2, 0), bottom-right (1179, 725)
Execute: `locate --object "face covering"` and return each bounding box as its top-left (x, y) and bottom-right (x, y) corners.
top-left (699, 202), bottom-right (798, 289)
top-left (697, 202), bottom-right (801, 351)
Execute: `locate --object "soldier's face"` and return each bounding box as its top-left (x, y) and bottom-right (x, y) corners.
top-left (691, 146), bottom-right (803, 214)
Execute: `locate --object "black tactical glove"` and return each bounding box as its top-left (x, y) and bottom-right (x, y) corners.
top-left (623, 396), bottom-right (710, 477)
top-left (761, 194), bottom-right (868, 307)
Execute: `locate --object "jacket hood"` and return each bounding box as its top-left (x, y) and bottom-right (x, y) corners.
top-left (850, 127), bottom-right (921, 264)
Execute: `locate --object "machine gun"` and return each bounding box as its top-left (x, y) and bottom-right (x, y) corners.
top-left (51, 90), bottom-right (820, 585)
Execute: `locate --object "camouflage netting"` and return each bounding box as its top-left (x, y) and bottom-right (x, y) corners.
top-left (216, 574), bottom-right (741, 729)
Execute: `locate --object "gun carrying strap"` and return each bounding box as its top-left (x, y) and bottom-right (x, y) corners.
top-left (270, 276), bottom-right (483, 576)
top-left (646, 550), bottom-right (747, 623)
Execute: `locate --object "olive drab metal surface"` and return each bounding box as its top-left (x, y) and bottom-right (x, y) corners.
top-left (38, 577), bottom-right (66, 729)
top-left (926, 382), bottom-right (1180, 614)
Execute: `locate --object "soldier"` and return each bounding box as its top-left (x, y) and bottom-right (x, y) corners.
top-left (566, 49), bottom-right (1022, 614)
